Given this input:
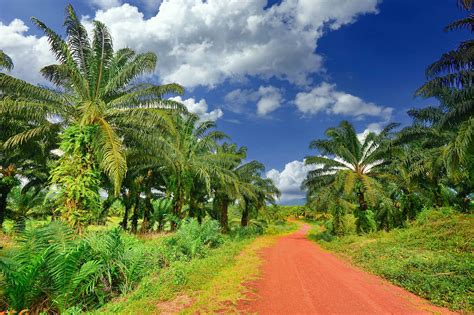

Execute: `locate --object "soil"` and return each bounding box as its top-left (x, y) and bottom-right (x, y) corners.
top-left (238, 224), bottom-right (455, 315)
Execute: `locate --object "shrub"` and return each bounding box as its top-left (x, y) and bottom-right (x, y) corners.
top-left (231, 225), bottom-right (264, 239)
top-left (162, 219), bottom-right (223, 261)
top-left (0, 222), bottom-right (147, 313)
top-left (355, 209), bottom-right (377, 234)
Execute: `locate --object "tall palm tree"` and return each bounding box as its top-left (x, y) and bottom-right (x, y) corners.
top-left (154, 114), bottom-right (239, 230)
top-left (0, 5), bottom-right (184, 196)
top-left (211, 143), bottom-right (250, 233)
top-left (304, 121), bottom-right (398, 233)
top-left (235, 161), bottom-right (280, 227)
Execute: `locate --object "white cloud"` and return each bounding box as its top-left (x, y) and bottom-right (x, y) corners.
top-left (2, 0), bottom-right (379, 88)
top-left (89, 0), bottom-right (122, 9)
top-left (294, 82), bottom-right (392, 119)
top-left (357, 122), bottom-right (383, 142)
top-left (0, 19), bottom-right (55, 84)
top-left (256, 86), bottom-right (283, 116)
top-left (224, 85), bottom-right (282, 116)
top-left (266, 159), bottom-right (318, 203)
top-left (80, 0), bottom-right (379, 88)
top-left (169, 96), bottom-right (223, 122)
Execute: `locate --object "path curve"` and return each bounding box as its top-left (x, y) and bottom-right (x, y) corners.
top-left (238, 224), bottom-right (455, 315)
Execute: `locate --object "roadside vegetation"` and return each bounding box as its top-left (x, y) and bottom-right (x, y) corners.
top-left (308, 209), bottom-right (473, 311)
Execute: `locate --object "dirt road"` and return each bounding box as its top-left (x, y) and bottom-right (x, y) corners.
top-left (238, 224), bottom-right (454, 315)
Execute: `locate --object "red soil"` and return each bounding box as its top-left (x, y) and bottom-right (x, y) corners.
top-left (238, 224), bottom-right (455, 315)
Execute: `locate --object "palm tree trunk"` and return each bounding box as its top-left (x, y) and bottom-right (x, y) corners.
top-left (220, 198), bottom-right (229, 233)
top-left (0, 185), bottom-right (12, 229)
top-left (131, 192), bottom-right (140, 234)
top-left (241, 200), bottom-right (250, 227)
top-left (357, 190), bottom-right (368, 211)
top-left (171, 192), bottom-right (184, 231)
top-left (121, 191), bottom-right (131, 230)
top-left (141, 188), bottom-right (153, 233)
top-left (189, 196), bottom-right (197, 220)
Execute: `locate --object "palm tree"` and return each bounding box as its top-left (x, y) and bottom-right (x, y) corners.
top-left (6, 186), bottom-right (46, 232)
top-left (0, 50), bottom-right (13, 71)
top-left (211, 143), bottom-right (249, 233)
top-left (304, 121), bottom-right (398, 233)
top-left (235, 161), bottom-right (280, 227)
top-left (0, 115), bottom-right (56, 228)
top-left (153, 114), bottom-right (239, 230)
top-left (415, 4), bottom-right (473, 169)
top-left (457, 0), bottom-right (472, 10)
top-left (0, 5), bottom-right (184, 196)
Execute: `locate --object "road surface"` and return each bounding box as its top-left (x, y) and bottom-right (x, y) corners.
top-left (238, 224), bottom-right (454, 315)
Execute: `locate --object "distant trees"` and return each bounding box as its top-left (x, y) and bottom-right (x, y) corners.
top-left (0, 5), bottom-right (279, 233)
top-left (304, 2), bottom-right (473, 235)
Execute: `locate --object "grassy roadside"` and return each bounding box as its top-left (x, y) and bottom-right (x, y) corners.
top-left (99, 222), bottom-right (297, 314)
top-left (307, 209), bottom-right (474, 312)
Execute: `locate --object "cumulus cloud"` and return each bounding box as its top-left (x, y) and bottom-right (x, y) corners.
top-left (294, 82), bottom-right (393, 119)
top-left (266, 159), bottom-right (318, 203)
top-left (357, 122), bottom-right (383, 142)
top-left (169, 96), bottom-right (223, 122)
top-left (256, 86), bottom-right (283, 116)
top-left (1, 0), bottom-right (378, 88)
top-left (0, 19), bottom-right (55, 84)
top-left (80, 0), bottom-right (378, 88)
top-left (89, 0), bottom-right (122, 9)
top-left (224, 85), bottom-right (282, 116)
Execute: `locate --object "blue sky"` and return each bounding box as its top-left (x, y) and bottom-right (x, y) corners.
top-left (0, 0), bottom-right (467, 203)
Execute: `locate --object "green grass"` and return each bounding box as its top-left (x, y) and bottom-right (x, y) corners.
top-left (308, 208), bottom-right (474, 312)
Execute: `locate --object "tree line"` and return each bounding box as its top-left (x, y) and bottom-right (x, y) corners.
top-left (0, 5), bottom-right (280, 234)
top-left (303, 1), bottom-right (473, 235)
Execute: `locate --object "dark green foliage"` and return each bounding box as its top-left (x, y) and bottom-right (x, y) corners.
top-left (0, 222), bottom-right (147, 313)
top-left (354, 209), bottom-right (377, 234)
top-left (151, 198), bottom-right (173, 231)
top-left (331, 203), bottom-right (346, 236)
top-left (162, 219), bottom-right (223, 261)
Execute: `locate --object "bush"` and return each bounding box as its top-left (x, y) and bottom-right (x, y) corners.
top-left (230, 225), bottom-right (264, 239)
top-left (355, 209), bottom-right (377, 234)
top-left (162, 219), bottom-right (223, 261)
top-left (0, 222), bottom-right (147, 313)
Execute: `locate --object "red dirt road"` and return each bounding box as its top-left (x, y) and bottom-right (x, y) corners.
top-left (239, 224), bottom-right (454, 315)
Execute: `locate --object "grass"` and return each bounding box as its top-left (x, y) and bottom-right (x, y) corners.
top-left (98, 221), bottom-right (297, 314)
top-left (307, 208), bottom-right (474, 312)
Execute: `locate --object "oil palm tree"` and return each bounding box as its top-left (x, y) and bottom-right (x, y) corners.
top-left (415, 3), bottom-right (473, 170)
top-left (304, 121), bottom-right (398, 233)
top-left (6, 186), bottom-right (46, 232)
top-left (235, 161), bottom-right (280, 227)
top-left (152, 114), bottom-right (239, 230)
top-left (211, 143), bottom-right (250, 232)
top-left (0, 5), bottom-right (184, 196)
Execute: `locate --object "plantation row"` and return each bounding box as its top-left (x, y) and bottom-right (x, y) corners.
top-left (0, 5), bottom-right (279, 235)
top-left (302, 2), bottom-right (473, 235)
